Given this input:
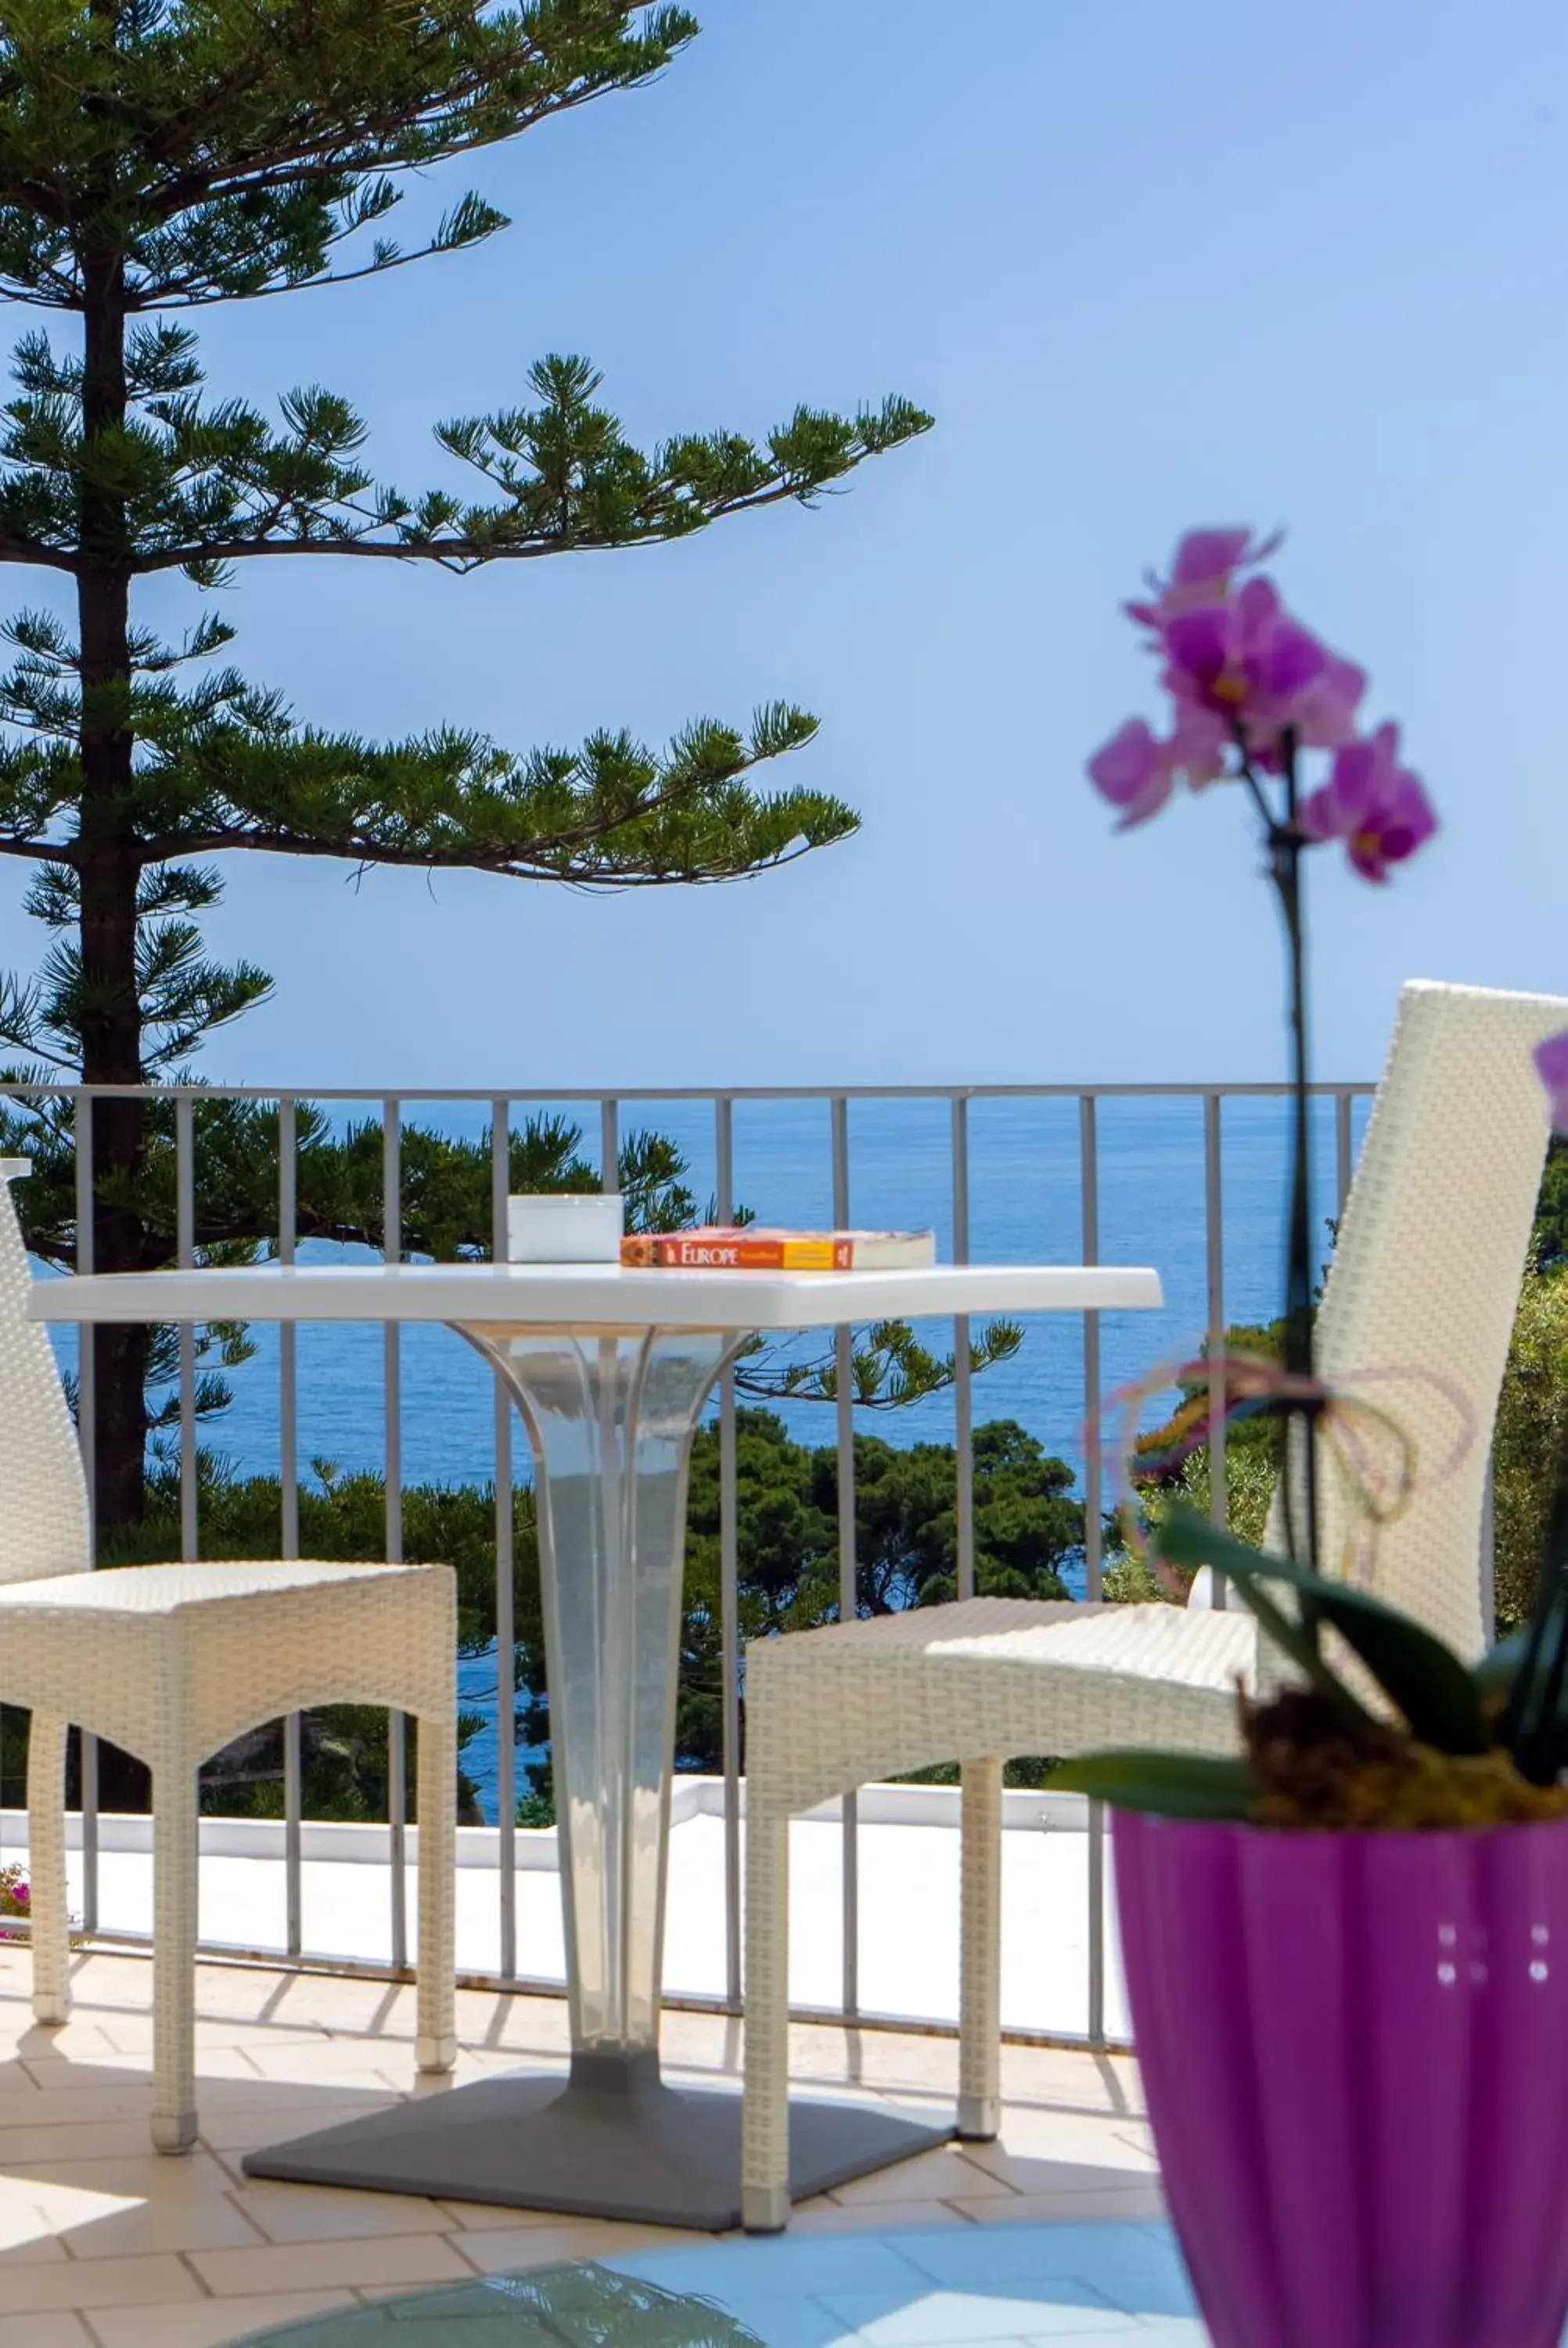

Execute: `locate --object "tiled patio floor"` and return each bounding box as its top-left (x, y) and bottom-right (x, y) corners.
top-left (0, 1947), bottom-right (1163, 2348)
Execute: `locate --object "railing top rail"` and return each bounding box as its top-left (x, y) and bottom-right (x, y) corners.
top-left (0, 1079), bottom-right (1379, 1104)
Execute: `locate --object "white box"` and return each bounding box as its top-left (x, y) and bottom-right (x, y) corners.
top-left (506, 1192), bottom-right (624, 1263)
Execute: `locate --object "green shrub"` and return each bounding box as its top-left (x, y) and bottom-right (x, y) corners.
top-left (1494, 1266), bottom-right (1568, 1634)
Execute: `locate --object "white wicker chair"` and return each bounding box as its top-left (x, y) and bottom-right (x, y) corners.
top-left (740, 979), bottom-right (1568, 2229)
top-left (0, 1159), bottom-right (457, 2153)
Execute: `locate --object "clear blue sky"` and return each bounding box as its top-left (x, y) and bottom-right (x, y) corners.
top-left (14, 0), bottom-right (1568, 1088)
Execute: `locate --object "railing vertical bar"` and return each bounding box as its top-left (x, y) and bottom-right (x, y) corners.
top-left (74, 1090), bottom-right (98, 1934)
top-left (1204, 1094), bottom-right (1227, 1547)
top-left (1080, 1095), bottom-right (1106, 2047)
top-left (491, 1099), bottom-right (518, 1979)
top-left (1336, 1087), bottom-right (1355, 1217)
top-left (715, 1097), bottom-right (743, 2012)
top-left (831, 1096), bottom-right (858, 2021)
top-left (175, 1094), bottom-right (197, 1564)
top-left (601, 1099), bottom-right (620, 1194)
top-left (951, 1097), bottom-right (974, 1603)
top-left (279, 1096), bottom-right (303, 1957)
top-left (383, 1100), bottom-right (407, 1972)
top-left (1080, 1097), bottom-right (1102, 1601)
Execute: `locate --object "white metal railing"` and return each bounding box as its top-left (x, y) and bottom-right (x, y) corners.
top-left (2, 1077), bottom-right (1376, 2047)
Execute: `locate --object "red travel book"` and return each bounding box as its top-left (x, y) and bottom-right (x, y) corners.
top-left (619, 1226), bottom-right (937, 1272)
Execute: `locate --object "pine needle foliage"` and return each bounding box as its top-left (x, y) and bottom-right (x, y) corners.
top-left (0, 1), bottom-right (932, 1522)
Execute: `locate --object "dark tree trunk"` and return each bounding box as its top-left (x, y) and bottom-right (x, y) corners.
top-left (75, 243), bottom-right (151, 1533)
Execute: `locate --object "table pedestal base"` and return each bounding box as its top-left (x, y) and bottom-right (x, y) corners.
top-left (242, 2049), bottom-right (953, 2231)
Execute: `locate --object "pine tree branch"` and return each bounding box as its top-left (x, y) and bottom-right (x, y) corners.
top-left (136, 826), bottom-right (833, 882)
top-left (146, 232), bottom-right (495, 308)
top-left (132, 473), bottom-right (812, 571)
top-left (137, 8), bottom-right (696, 227)
top-left (0, 538), bottom-right (74, 571)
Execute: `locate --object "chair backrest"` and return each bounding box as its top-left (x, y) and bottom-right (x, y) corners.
top-left (0, 1161), bottom-right (91, 1582)
top-left (1262, 979), bottom-right (1568, 1662)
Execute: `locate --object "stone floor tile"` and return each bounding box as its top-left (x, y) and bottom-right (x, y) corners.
top-left (84, 2292), bottom-right (359, 2348)
top-left (788, 2199), bottom-right (973, 2234)
top-left (450, 1990), bottom-right (570, 2056)
top-left (430, 2198), bottom-right (574, 2232)
top-left (453, 2220), bottom-right (693, 2273)
top-left (951, 2186), bottom-right (1169, 2226)
top-left (441, 2047), bottom-right (541, 2083)
top-left (998, 2047), bottom-right (1144, 2119)
top-left (17, 2153), bottom-right (235, 2201)
top-left (88, 2018), bottom-right (333, 2060)
top-left (0, 2244), bottom-right (66, 2273)
top-left (232, 2042), bottom-right (409, 2087)
top-left (654, 2011), bottom-right (745, 2075)
top-left (814, 2282), bottom-right (1134, 2342)
top-left (0, 2256), bottom-right (202, 2317)
top-left (7, 2027), bottom-right (124, 2067)
top-left (252, 1980), bottom-right (419, 2038)
top-left (185, 2234), bottom-right (474, 2298)
top-left (610, 2235), bottom-right (937, 2298)
top-left (829, 2149), bottom-right (1018, 2206)
top-left (0, 2317), bottom-right (95, 2348)
top-left (958, 2117), bottom-right (1157, 2179)
top-left (229, 2179), bottom-right (458, 2242)
top-left (678, 2292), bottom-right (846, 2348)
top-left (57, 1957), bottom-right (154, 2007)
top-left (51, 2188), bottom-right (264, 2261)
top-left (945, 2157), bottom-right (1161, 2204)
top-left (196, 2095), bottom-right (401, 2153)
top-left (193, 2073), bottom-right (405, 2119)
top-left (0, 2083), bottom-right (152, 2129)
top-left (0, 2121), bottom-right (156, 2165)
top-left (16, 2051), bottom-right (143, 2089)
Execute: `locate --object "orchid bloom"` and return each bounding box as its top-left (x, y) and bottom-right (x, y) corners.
top-left (1087, 526), bottom-right (1433, 881)
top-left (1535, 1032), bottom-right (1568, 1134)
top-left (1124, 526), bottom-right (1282, 629)
top-left (1160, 575), bottom-right (1364, 758)
top-left (1086, 720), bottom-right (1171, 827)
top-left (1088, 706), bottom-right (1228, 828)
top-left (1300, 723), bottom-right (1437, 882)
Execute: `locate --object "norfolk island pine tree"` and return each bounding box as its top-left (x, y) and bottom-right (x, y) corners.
top-left (0, 0), bottom-right (933, 1530)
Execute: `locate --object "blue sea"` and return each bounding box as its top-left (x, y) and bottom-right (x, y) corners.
top-left (51, 1093), bottom-right (1373, 1817)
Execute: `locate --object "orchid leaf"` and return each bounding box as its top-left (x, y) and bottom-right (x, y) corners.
top-left (1479, 1608), bottom-right (1568, 1784)
top-left (1048, 1751), bottom-right (1257, 1821)
top-left (1156, 1504), bottom-right (1489, 1756)
top-left (1474, 1630), bottom-right (1529, 1704)
top-left (1151, 1508), bottom-right (1363, 1710)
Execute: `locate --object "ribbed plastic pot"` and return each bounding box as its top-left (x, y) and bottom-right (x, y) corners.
top-left (1113, 1810), bottom-right (1568, 2348)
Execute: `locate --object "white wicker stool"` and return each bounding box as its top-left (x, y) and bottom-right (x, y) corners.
top-left (740, 979), bottom-right (1568, 2230)
top-left (0, 1161), bottom-right (458, 2152)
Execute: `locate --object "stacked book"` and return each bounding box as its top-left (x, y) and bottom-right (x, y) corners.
top-left (620, 1226), bottom-right (937, 1271)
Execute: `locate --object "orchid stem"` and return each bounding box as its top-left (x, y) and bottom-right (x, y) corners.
top-left (1231, 736), bottom-right (1275, 835)
top-left (1270, 728), bottom-right (1322, 1590)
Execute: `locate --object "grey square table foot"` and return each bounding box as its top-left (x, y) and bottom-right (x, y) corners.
top-left (242, 2048), bottom-right (954, 2231)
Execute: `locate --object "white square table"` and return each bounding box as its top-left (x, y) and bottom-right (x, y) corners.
top-left (32, 1259), bottom-right (1162, 2227)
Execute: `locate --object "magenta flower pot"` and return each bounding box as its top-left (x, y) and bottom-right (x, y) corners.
top-left (1114, 1810), bottom-right (1568, 2348)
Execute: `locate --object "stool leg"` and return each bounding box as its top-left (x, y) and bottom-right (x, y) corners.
top-left (150, 1762), bottom-right (198, 2153)
top-left (27, 1711), bottom-right (70, 2026)
top-left (958, 1756), bottom-right (1003, 2140)
top-left (415, 1709), bottom-right (457, 2073)
top-left (743, 1806), bottom-right (791, 2231)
